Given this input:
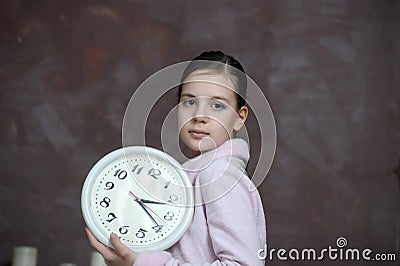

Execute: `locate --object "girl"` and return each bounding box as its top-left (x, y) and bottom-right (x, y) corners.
top-left (86, 51), bottom-right (266, 266)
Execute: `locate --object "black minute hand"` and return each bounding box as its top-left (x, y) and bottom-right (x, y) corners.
top-left (138, 201), bottom-right (159, 225)
top-left (129, 191), bottom-right (167, 225)
top-left (129, 191), bottom-right (159, 225)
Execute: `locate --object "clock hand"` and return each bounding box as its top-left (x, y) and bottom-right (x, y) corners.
top-left (129, 190), bottom-right (141, 201)
top-left (129, 191), bottom-right (158, 225)
top-left (138, 201), bottom-right (159, 225)
top-left (140, 199), bottom-right (166, 205)
top-left (129, 192), bottom-right (159, 225)
top-left (129, 191), bottom-right (167, 225)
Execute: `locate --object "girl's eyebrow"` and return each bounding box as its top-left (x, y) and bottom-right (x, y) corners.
top-left (180, 93), bottom-right (231, 103)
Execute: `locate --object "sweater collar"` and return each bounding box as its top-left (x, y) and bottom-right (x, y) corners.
top-left (182, 138), bottom-right (249, 173)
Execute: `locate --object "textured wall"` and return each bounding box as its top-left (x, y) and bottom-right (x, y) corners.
top-left (1, 1), bottom-right (399, 265)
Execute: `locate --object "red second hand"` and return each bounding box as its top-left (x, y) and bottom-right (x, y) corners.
top-left (129, 191), bottom-right (140, 200)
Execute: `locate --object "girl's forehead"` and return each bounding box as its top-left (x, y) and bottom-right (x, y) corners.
top-left (181, 81), bottom-right (237, 102)
top-left (183, 70), bottom-right (236, 91)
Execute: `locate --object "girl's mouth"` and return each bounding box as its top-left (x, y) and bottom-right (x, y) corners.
top-left (189, 130), bottom-right (209, 139)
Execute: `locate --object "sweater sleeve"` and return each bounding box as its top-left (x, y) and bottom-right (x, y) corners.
top-left (133, 250), bottom-right (172, 266)
top-left (134, 161), bottom-right (265, 266)
top-left (199, 162), bottom-right (265, 266)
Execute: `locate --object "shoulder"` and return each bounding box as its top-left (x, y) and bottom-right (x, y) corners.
top-left (196, 156), bottom-right (252, 204)
top-left (198, 156), bottom-right (246, 184)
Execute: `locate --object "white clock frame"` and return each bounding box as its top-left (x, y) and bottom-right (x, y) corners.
top-left (81, 146), bottom-right (194, 252)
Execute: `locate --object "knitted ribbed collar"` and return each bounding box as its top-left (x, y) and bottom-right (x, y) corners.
top-left (182, 138), bottom-right (249, 174)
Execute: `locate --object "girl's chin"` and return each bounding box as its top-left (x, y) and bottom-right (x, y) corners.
top-left (186, 137), bottom-right (217, 153)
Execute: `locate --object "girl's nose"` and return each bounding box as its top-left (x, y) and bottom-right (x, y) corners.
top-left (192, 105), bottom-right (209, 123)
top-left (192, 114), bottom-right (208, 124)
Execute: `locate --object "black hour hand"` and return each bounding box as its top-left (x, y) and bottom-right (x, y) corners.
top-left (140, 198), bottom-right (166, 205)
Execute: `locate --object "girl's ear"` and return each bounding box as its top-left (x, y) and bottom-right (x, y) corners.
top-left (234, 106), bottom-right (248, 131)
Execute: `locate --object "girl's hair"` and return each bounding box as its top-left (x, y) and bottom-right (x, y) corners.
top-left (178, 51), bottom-right (247, 109)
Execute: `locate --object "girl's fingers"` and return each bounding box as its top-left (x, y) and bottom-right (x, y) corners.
top-left (110, 233), bottom-right (130, 256)
top-left (85, 227), bottom-right (136, 265)
top-left (85, 227), bottom-right (114, 258)
top-left (109, 232), bottom-right (137, 263)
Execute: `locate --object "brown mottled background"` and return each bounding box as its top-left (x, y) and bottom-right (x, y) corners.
top-left (1, 1), bottom-right (399, 265)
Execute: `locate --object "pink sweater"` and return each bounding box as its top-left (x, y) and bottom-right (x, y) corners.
top-left (134, 138), bottom-right (266, 265)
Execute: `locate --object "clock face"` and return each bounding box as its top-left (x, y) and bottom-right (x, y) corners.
top-left (81, 146), bottom-right (194, 252)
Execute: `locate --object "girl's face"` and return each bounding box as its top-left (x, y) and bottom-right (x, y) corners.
top-left (178, 72), bottom-right (248, 154)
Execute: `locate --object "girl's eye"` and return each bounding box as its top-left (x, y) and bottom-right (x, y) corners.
top-left (212, 102), bottom-right (226, 111)
top-left (182, 99), bottom-right (195, 107)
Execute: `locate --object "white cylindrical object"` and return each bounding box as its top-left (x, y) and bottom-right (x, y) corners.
top-left (12, 246), bottom-right (38, 266)
top-left (90, 251), bottom-right (107, 266)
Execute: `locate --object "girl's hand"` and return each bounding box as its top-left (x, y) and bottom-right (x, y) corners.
top-left (85, 227), bottom-right (137, 266)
